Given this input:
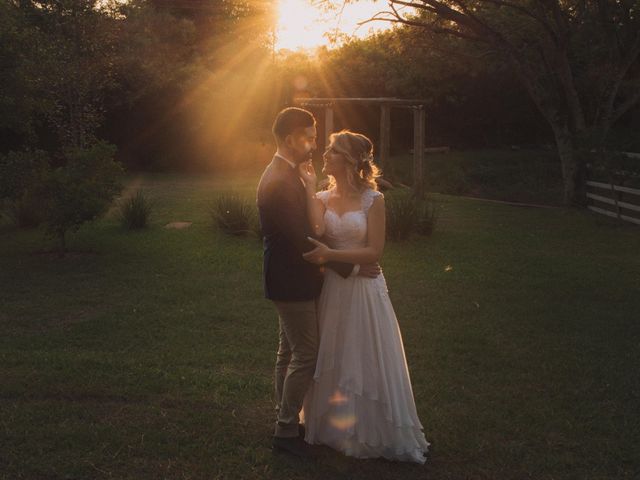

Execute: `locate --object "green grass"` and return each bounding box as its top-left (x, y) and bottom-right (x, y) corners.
top-left (1, 172), bottom-right (639, 480)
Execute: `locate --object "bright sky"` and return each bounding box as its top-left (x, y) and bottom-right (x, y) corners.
top-left (275, 0), bottom-right (398, 51)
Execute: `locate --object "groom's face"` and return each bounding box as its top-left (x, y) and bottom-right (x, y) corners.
top-left (286, 126), bottom-right (317, 164)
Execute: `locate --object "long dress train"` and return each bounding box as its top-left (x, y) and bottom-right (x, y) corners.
top-left (302, 188), bottom-right (430, 463)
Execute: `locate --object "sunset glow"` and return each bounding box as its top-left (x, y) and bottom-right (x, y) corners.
top-left (275, 0), bottom-right (396, 51)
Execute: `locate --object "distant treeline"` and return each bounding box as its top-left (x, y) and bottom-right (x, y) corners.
top-left (2, 1), bottom-right (638, 173)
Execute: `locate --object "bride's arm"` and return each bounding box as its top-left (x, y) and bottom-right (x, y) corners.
top-left (304, 195), bottom-right (386, 265)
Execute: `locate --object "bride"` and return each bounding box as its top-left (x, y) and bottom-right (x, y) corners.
top-left (298, 130), bottom-right (430, 463)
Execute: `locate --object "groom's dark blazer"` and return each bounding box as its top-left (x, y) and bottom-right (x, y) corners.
top-left (257, 155), bottom-right (354, 301)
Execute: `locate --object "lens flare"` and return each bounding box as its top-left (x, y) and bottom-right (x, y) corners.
top-left (328, 390), bottom-right (349, 405)
top-left (329, 413), bottom-right (357, 430)
top-left (327, 390), bottom-right (355, 430)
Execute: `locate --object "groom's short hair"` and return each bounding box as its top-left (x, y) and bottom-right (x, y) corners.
top-left (272, 107), bottom-right (316, 143)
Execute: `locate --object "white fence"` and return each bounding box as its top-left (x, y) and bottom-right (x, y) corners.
top-left (586, 181), bottom-right (640, 225)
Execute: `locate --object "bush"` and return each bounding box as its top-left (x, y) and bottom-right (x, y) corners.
top-left (210, 194), bottom-right (260, 237)
top-left (386, 191), bottom-right (440, 241)
top-left (36, 141), bottom-right (124, 255)
top-left (119, 190), bottom-right (152, 230)
top-left (4, 190), bottom-right (43, 229)
top-left (415, 197), bottom-right (441, 236)
top-left (386, 193), bottom-right (417, 241)
top-left (0, 149), bottom-right (49, 228)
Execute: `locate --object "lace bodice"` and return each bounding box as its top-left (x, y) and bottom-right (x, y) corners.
top-left (316, 188), bottom-right (383, 250)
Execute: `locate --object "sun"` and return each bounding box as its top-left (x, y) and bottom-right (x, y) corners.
top-left (275, 0), bottom-right (329, 50)
top-left (275, 0), bottom-right (396, 51)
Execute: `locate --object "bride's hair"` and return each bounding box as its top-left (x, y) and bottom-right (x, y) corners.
top-left (327, 130), bottom-right (381, 192)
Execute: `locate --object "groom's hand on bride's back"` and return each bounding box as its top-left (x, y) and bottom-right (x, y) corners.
top-left (358, 262), bottom-right (382, 278)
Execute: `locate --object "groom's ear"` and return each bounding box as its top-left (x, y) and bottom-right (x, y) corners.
top-left (284, 134), bottom-right (294, 149)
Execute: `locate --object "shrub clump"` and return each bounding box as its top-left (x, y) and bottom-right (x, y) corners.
top-left (386, 191), bottom-right (440, 241)
top-left (119, 190), bottom-right (152, 230)
top-left (0, 149), bottom-right (49, 228)
top-left (211, 194), bottom-right (260, 237)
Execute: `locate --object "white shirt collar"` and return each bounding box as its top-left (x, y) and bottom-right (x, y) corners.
top-left (274, 152), bottom-right (296, 169)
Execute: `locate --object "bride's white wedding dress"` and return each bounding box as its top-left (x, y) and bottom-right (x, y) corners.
top-left (302, 188), bottom-right (430, 463)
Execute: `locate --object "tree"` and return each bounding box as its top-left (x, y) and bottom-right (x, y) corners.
top-left (275, 29), bottom-right (549, 155)
top-left (348, 0), bottom-right (640, 205)
top-left (101, 0), bottom-right (275, 171)
top-left (36, 141), bottom-right (123, 256)
top-left (4, 0), bottom-right (121, 151)
top-left (0, 2), bottom-right (57, 150)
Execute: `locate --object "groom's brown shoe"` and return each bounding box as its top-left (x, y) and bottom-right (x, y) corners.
top-left (272, 436), bottom-right (313, 458)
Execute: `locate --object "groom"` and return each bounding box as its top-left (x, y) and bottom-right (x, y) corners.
top-left (256, 107), bottom-right (380, 458)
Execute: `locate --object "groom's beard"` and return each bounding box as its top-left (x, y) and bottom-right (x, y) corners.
top-left (293, 145), bottom-right (314, 164)
top-left (295, 155), bottom-right (312, 166)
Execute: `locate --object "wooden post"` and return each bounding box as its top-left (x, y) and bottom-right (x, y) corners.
top-left (413, 106), bottom-right (425, 199)
top-left (325, 106), bottom-right (334, 146)
top-left (379, 104), bottom-right (391, 178)
top-left (611, 181), bottom-right (621, 219)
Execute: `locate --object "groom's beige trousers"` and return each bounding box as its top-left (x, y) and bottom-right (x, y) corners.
top-left (272, 299), bottom-right (319, 438)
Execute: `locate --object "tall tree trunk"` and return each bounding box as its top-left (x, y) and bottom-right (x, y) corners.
top-left (498, 51), bottom-right (587, 207)
top-left (58, 230), bottom-right (66, 258)
top-left (552, 126), bottom-right (586, 207)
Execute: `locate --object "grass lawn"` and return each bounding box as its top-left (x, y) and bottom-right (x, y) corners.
top-left (1, 172), bottom-right (639, 480)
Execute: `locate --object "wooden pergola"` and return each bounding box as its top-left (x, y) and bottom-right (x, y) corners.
top-left (294, 97), bottom-right (427, 198)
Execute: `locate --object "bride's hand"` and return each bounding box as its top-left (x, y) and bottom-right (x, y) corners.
top-left (302, 237), bottom-right (332, 264)
top-left (298, 160), bottom-right (317, 190)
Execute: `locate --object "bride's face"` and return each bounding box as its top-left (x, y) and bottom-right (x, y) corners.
top-left (322, 143), bottom-right (347, 176)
